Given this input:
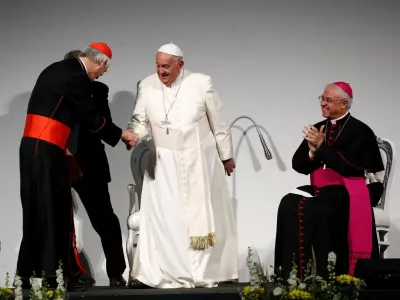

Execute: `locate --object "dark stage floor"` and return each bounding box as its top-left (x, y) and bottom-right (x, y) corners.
top-left (18, 283), bottom-right (400, 300)
top-left (68, 284), bottom-right (244, 299)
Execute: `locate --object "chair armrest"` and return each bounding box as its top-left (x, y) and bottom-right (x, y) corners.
top-left (127, 211), bottom-right (140, 231)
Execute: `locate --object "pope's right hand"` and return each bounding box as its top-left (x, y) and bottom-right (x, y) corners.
top-left (121, 130), bottom-right (139, 150)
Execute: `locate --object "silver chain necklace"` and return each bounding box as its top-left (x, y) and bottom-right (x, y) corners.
top-left (160, 69), bottom-right (184, 134)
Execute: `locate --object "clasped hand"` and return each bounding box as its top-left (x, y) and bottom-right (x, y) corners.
top-left (302, 124), bottom-right (325, 155)
top-left (121, 130), bottom-right (139, 150)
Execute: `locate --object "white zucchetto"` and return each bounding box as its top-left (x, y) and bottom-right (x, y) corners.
top-left (158, 42), bottom-right (183, 57)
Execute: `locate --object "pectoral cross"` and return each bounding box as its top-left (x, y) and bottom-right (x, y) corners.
top-left (161, 116), bottom-right (171, 134)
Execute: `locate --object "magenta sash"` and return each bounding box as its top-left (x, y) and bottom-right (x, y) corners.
top-left (311, 167), bottom-right (372, 275)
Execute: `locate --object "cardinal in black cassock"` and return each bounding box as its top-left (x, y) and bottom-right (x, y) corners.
top-left (274, 82), bottom-right (384, 280)
top-left (16, 42), bottom-right (136, 290)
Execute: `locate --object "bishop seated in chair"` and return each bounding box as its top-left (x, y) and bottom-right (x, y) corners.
top-left (274, 82), bottom-right (384, 280)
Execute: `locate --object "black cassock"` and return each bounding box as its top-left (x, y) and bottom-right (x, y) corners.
top-left (17, 58), bottom-right (122, 280)
top-left (274, 114), bottom-right (384, 279)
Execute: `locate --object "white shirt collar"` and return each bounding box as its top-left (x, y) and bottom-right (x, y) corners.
top-left (331, 111), bottom-right (349, 124)
top-left (78, 58), bottom-right (88, 74)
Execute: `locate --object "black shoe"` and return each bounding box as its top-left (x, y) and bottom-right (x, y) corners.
top-left (128, 279), bottom-right (151, 289)
top-left (64, 278), bottom-right (87, 292)
top-left (77, 276), bottom-right (96, 287)
top-left (219, 279), bottom-right (239, 284)
top-left (41, 277), bottom-right (86, 292)
top-left (109, 274), bottom-right (127, 287)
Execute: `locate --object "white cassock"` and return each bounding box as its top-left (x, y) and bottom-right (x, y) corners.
top-left (127, 70), bottom-right (238, 288)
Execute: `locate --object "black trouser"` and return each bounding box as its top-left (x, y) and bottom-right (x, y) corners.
top-left (72, 177), bottom-right (126, 278)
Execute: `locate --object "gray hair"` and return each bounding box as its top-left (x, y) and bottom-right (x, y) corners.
top-left (325, 82), bottom-right (353, 109)
top-left (64, 50), bottom-right (82, 60)
top-left (79, 47), bottom-right (111, 67)
top-left (174, 56), bottom-right (183, 62)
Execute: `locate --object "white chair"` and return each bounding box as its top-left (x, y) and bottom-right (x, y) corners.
top-left (126, 137), bottom-right (150, 284)
top-left (368, 137), bottom-right (396, 258)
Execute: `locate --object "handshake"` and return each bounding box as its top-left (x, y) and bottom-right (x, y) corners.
top-left (121, 130), bottom-right (139, 150)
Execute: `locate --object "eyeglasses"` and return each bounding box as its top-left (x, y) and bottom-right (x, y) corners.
top-left (318, 95), bottom-right (346, 104)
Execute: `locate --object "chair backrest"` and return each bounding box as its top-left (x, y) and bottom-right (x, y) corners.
top-left (375, 137), bottom-right (396, 210)
top-left (129, 137), bottom-right (150, 205)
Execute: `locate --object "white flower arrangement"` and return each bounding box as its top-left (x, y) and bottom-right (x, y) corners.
top-left (0, 260), bottom-right (67, 300)
top-left (239, 247), bottom-right (366, 300)
top-left (27, 261), bottom-right (67, 300)
top-left (13, 273), bottom-right (23, 300)
top-left (29, 273), bottom-right (43, 300)
top-left (54, 261), bottom-right (66, 300)
top-left (0, 272), bottom-right (23, 300)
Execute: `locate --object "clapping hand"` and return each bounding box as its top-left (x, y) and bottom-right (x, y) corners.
top-left (302, 124), bottom-right (325, 154)
top-left (307, 141), bottom-right (317, 156)
top-left (121, 130), bottom-right (139, 150)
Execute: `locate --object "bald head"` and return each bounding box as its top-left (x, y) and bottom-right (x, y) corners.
top-left (64, 50), bottom-right (82, 60)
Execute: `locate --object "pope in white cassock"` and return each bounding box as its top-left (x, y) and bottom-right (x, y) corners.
top-left (126, 43), bottom-right (238, 288)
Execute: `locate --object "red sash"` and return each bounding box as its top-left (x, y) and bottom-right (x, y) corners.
top-left (23, 114), bottom-right (71, 150)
